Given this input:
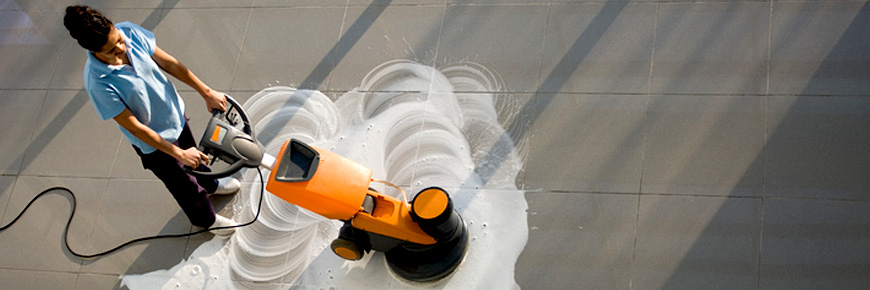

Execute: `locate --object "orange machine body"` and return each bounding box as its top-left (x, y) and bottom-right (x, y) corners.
top-left (352, 190), bottom-right (436, 245)
top-left (265, 140), bottom-right (435, 245)
top-left (266, 140), bottom-right (370, 221)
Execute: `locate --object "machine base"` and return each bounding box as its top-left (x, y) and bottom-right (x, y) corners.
top-left (385, 214), bottom-right (469, 282)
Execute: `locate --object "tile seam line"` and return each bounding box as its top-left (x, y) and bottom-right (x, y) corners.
top-left (13, 89), bottom-right (870, 98)
top-left (414, 0), bottom-right (449, 190)
top-left (226, 6), bottom-right (253, 92)
top-left (319, 90), bottom-right (870, 98)
top-left (443, 3), bottom-right (550, 7)
top-left (15, 86), bottom-right (52, 189)
top-left (7, 89), bottom-right (49, 179)
top-left (542, 190), bottom-right (870, 203)
top-left (9, 174), bottom-right (158, 181)
top-left (758, 0), bottom-right (774, 288)
top-left (75, 139), bottom-right (126, 270)
top-left (249, 4), bottom-right (448, 8)
top-left (630, 1), bottom-right (659, 286)
top-left (0, 267), bottom-right (85, 275)
top-left (532, 2), bottom-right (551, 101)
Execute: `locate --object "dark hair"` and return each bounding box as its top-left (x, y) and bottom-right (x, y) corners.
top-left (63, 5), bottom-right (114, 52)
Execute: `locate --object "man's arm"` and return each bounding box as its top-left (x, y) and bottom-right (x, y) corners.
top-left (113, 108), bottom-right (208, 167)
top-left (150, 46), bottom-right (226, 112)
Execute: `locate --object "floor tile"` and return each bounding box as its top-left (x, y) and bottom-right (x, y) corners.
top-left (760, 198), bottom-right (870, 290)
top-left (0, 90), bottom-right (46, 175)
top-left (651, 2), bottom-right (769, 95)
top-left (42, 0), bottom-right (164, 10)
top-left (232, 7), bottom-right (346, 91)
top-left (253, 0), bottom-right (348, 7)
top-left (523, 94), bottom-right (647, 193)
top-left (325, 5), bottom-right (444, 91)
top-left (555, 0), bottom-right (657, 2)
top-left (516, 192), bottom-right (637, 289)
top-left (80, 179), bottom-right (190, 274)
top-left (0, 269), bottom-right (78, 290)
top-left (765, 96), bottom-right (870, 200)
top-left (156, 7), bottom-right (252, 93)
top-left (769, 2), bottom-right (870, 96)
top-left (449, 0), bottom-right (547, 4)
top-left (109, 139), bottom-right (153, 180)
top-left (660, 0), bottom-right (766, 2)
top-left (642, 95), bottom-right (765, 196)
top-left (632, 195), bottom-right (762, 290)
top-left (51, 8), bottom-right (165, 90)
top-left (0, 0), bottom-right (20, 10)
top-left (437, 5), bottom-right (548, 93)
top-left (539, 3), bottom-right (655, 94)
top-left (20, 90), bottom-right (122, 178)
top-left (75, 273), bottom-right (124, 290)
top-left (0, 9), bottom-right (64, 89)
top-left (0, 176), bottom-right (16, 223)
top-left (172, 0), bottom-right (253, 8)
top-left (0, 176), bottom-right (107, 272)
top-left (454, 93), bottom-right (533, 189)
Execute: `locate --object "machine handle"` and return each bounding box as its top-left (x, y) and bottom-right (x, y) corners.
top-left (185, 95), bottom-right (264, 178)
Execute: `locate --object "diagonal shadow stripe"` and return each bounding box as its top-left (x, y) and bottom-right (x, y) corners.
top-left (257, 0), bottom-right (392, 146)
top-left (142, 0), bottom-right (178, 31)
top-left (469, 3), bottom-right (626, 191)
top-left (657, 2), bottom-right (870, 289)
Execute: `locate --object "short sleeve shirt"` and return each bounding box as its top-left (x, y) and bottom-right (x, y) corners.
top-left (83, 21), bottom-right (185, 154)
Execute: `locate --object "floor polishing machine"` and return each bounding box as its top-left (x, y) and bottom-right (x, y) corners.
top-left (186, 96), bottom-right (469, 282)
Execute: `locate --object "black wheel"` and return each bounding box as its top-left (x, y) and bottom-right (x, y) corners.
top-left (331, 238), bottom-right (364, 261)
top-left (386, 187), bottom-right (469, 282)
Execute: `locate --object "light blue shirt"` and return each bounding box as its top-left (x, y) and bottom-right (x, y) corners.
top-left (84, 21), bottom-right (185, 154)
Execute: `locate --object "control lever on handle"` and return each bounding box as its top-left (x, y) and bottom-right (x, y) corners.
top-left (185, 95), bottom-right (265, 178)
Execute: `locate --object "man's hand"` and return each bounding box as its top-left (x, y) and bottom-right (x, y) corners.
top-left (203, 90), bottom-right (227, 113)
top-left (114, 108), bottom-right (209, 167)
top-left (178, 147), bottom-right (209, 168)
top-left (152, 46), bottom-right (225, 113)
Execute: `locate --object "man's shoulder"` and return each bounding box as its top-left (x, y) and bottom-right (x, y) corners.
top-left (114, 21), bottom-right (140, 31)
top-left (115, 21), bottom-right (155, 54)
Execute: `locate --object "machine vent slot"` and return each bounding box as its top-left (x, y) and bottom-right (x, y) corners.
top-left (275, 139), bottom-right (320, 182)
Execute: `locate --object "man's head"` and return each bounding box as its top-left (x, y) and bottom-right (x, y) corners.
top-left (64, 5), bottom-right (127, 64)
top-left (63, 5), bottom-right (114, 52)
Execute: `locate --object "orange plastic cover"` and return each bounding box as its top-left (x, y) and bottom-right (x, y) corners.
top-left (352, 191), bottom-right (437, 245)
top-left (266, 140), bottom-right (371, 221)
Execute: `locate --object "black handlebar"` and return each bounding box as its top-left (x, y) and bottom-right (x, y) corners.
top-left (185, 95), bottom-right (264, 178)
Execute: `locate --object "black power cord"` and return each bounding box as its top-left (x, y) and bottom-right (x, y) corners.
top-left (0, 168), bottom-right (265, 259)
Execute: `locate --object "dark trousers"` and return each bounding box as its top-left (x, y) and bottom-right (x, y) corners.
top-left (134, 122), bottom-right (218, 228)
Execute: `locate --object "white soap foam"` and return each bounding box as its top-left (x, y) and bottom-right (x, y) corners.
top-left (122, 60), bottom-right (528, 289)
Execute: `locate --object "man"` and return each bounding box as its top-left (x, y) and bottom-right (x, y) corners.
top-left (64, 5), bottom-right (239, 235)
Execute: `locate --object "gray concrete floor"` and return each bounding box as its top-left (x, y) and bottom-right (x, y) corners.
top-left (1, 0), bottom-right (869, 289)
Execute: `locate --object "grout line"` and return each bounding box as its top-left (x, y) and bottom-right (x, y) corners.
top-left (530, 190), bottom-right (870, 203)
top-left (534, 2), bottom-right (552, 95)
top-left (16, 87), bottom-right (870, 98)
top-left (766, 0), bottom-right (774, 96)
top-left (16, 90), bottom-right (52, 176)
top-left (0, 174), bottom-right (20, 225)
top-left (324, 0), bottom-right (353, 91)
top-left (756, 195), bottom-right (766, 289)
top-left (227, 6), bottom-right (254, 92)
top-left (106, 132), bottom-right (125, 180)
top-left (0, 267), bottom-right (86, 276)
top-left (630, 4), bottom-right (657, 287)
top-left (758, 1), bottom-right (774, 287)
top-left (647, 1), bottom-right (658, 97)
top-left (76, 176), bottom-right (112, 270)
top-left (628, 186), bottom-right (642, 290)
